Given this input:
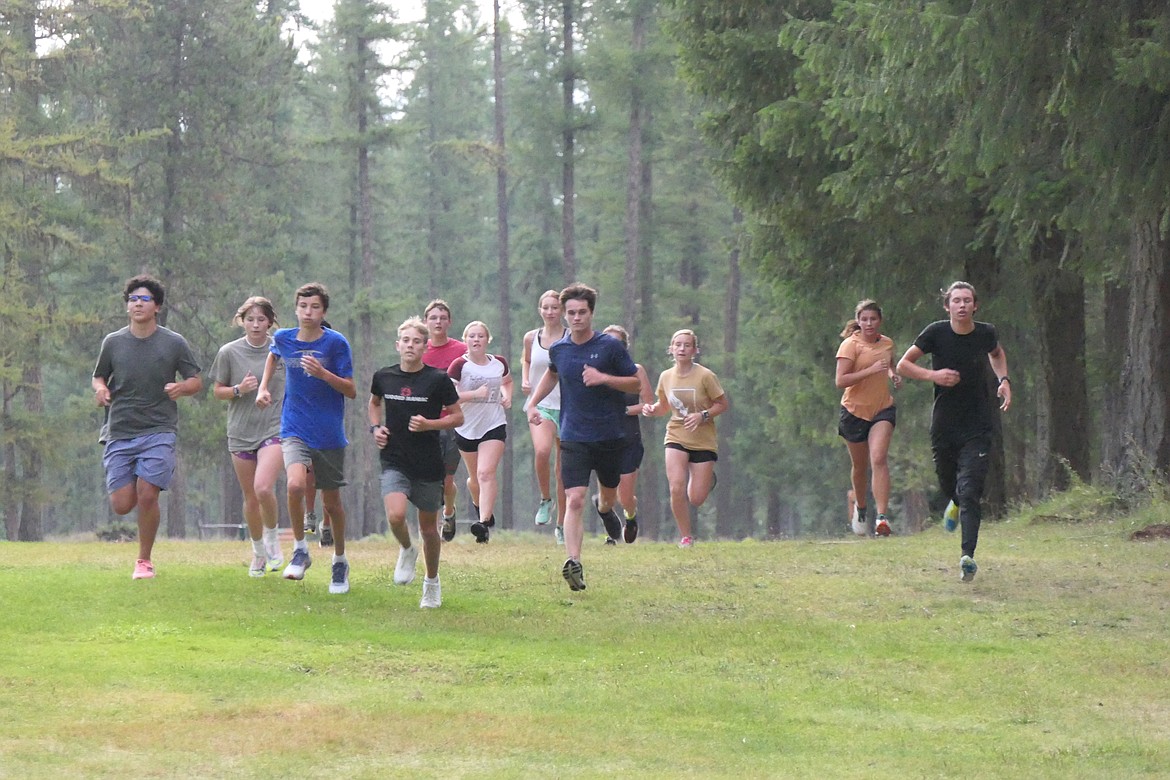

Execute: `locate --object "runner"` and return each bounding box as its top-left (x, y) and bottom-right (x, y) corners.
top-left (421, 299), bottom-right (468, 541)
top-left (448, 321), bottom-right (513, 543)
top-left (835, 299), bottom-right (900, 537)
top-left (521, 290), bottom-right (568, 544)
top-left (642, 329), bottom-right (729, 548)
top-left (92, 274), bottom-right (202, 579)
top-left (257, 283), bottom-right (356, 594)
top-left (209, 296), bottom-right (285, 576)
top-left (526, 283), bottom-right (641, 591)
top-left (896, 281), bottom-right (1011, 582)
top-left (597, 325), bottom-right (654, 544)
top-left (369, 317), bottom-right (463, 608)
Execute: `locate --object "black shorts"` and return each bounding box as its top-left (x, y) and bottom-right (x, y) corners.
top-left (619, 437), bottom-right (645, 476)
top-left (838, 405), bottom-right (896, 444)
top-left (560, 439), bottom-right (625, 490)
top-left (664, 442), bottom-right (718, 463)
top-left (455, 424), bottom-right (507, 453)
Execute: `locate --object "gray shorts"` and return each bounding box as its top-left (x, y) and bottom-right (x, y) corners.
top-left (103, 432), bottom-right (177, 492)
top-left (439, 428), bottom-right (461, 476)
top-left (380, 468), bottom-right (443, 512)
top-left (281, 437), bottom-right (347, 490)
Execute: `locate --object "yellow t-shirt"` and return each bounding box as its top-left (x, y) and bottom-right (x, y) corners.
top-left (656, 363), bottom-right (725, 452)
top-left (836, 332), bottom-right (895, 421)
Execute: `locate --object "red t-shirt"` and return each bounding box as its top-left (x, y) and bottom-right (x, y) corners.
top-left (423, 338), bottom-right (467, 371)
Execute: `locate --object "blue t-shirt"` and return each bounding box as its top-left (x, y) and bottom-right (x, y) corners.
top-left (548, 331), bottom-right (637, 443)
top-left (270, 327), bottom-right (353, 450)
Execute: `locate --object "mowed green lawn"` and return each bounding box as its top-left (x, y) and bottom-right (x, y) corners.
top-left (1, 517), bottom-right (1167, 778)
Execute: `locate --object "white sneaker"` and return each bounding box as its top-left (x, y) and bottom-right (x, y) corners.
top-left (264, 536), bottom-right (284, 571)
top-left (420, 577), bottom-right (441, 608)
top-left (535, 498), bottom-right (553, 526)
top-left (283, 548), bottom-right (311, 580)
top-left (394, 544), bottom-right (419, 585)
top-left (850, 503), bottom-right (869, 536)
top-left (249, 554), bottom-right (267, 578)
top-left (554, 525), bottom-right (565, 546)
top-left (328, 559), bottom-right (350, 594)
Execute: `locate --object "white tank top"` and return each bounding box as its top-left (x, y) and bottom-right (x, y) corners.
top-left (529, 328), bottom-right (565, 410)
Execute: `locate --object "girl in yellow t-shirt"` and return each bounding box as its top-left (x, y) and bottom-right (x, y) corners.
top-left (835, 299), bottom-right (901, 537)
top-left (642, 329), bottom-right (729, 548)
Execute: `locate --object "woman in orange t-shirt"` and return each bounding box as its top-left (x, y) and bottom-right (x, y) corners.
top-left (835, 300), bottom-right (900, 537)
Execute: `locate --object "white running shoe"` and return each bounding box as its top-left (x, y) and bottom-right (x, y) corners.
top-left (264, 536), bottom-right (283, 571)
top-left (420, 577), bottom-right (442, 608)
top-left (394, 544), bottom-right (419, 585)
top-left (248, 554), bottom-right (267, 577)
top-left (283, 548), bottom-right (311, 580)
top-left (850, 503), bottom-right (869, 536)
top-left (328, 559), bottom-right (350, 594)
top-left (554, 525), bottom-right (565, 546)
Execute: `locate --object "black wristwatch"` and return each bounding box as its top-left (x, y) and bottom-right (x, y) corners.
top-left (998, 376), bottom-right (1011, 386)
top-left (369, 424), bottom-right (379, 433)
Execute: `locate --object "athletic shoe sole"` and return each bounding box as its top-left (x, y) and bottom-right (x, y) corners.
top-left (624, 517), bottom-right (638, 544)
top-left (960, 555), bottom-right (978, 582)
top-left (562, 558), bottom-right (586, 591)
top-left (470, 521), bottom-right (489, 543)
top-left (874, 518), bottom-right (891, 536)
top-left (592, 495), bottom-right (623, 541)
top-left (441, 516), bottom-right (456, 542)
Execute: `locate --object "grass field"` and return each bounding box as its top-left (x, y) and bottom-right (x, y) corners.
top-left (1, 512), bottom-right (1168, 779)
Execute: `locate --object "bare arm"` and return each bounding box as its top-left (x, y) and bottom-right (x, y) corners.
top-left (521, 330), bottom-right (535, 394)
top-left (411, 403), bottom-right (464, 432)
top-left (165, 374), bottom-right (202, 400)
top-left (835, 356), bottom-right (889, 389)
top-left (525, 369), bottom-right (558, 424)
top-left (896, 345), bottom-right (959, 387)
top-left (256, 352), bottom-right (278, 408)
top-left (988, 344), bottom-right (1012, 411)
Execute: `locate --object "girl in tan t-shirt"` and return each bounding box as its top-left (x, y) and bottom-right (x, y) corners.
top-left (642, 329), bottom-right (729, 548)
top-left (835, 299), bottom-right (901, 537)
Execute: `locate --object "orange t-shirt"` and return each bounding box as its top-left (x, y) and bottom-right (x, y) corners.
top-left (836, 332), bottom-right (895, 421)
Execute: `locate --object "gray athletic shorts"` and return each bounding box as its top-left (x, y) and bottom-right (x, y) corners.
top-left (281, 437), bottom-right (347, 490)
top-left (380, 468), bottom-right (443, 512)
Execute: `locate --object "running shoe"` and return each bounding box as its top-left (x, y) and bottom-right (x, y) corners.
top-left (605, 537), bottom-right (617, 546)
top-left (554, 525), bottom-right (565, 546)
top-left (534, 498), bottom-right (553, 526)
top-left (394, 544), bottom-right (419, 585)
top-left (420, 578), bottom-right (442, 609)
top-left (960, 555), bottom-right (978, 582)
top-left (303, 511), bottom-right (318, 534)
top-left (562, 558), bottom-right (586, 591)
top-left (249, 554), bottom-right (267, 578)
top-left (470, 521), bottom-right (490, 543)
top-left (283, 548), bottom-right (311, 580)
top-left (132, 559), bottom-right (155, 580)
top-left (319, 523), bottom-right (334, 547)
top-left (623, 515), bottom-right (638, 544)
top-left (678, 536), bottom-right (694, 549)
top-left (328, 559), bottom-right (350, 594)
top-left (264, 536), bottom-right (284, 571)
top-left (944, 500), bottom-right (960, 533)
top-left (874, 514), bottom-right (892, 537)
top-left (592, 494), bottom-right (623, 542)
top-left (850, 503), bottom-right (869, 536)
top-left (441, 513), bottom-right (456, 542)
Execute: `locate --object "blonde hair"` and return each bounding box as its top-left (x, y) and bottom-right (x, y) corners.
top-left (603, 324), bottom-right (629, 347)
top-left (397, 316), bottom-right (428, 339)
top-left (462, 320), bottom-right (492, 342)
top-left (538, 289), bottom-right (561, 307)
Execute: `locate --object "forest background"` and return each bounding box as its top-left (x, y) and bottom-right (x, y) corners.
top-left (3, 0), bottom-right (1169, 543)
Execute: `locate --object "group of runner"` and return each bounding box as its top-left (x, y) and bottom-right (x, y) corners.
top-left (93, 273), bottom-right (1008, 601)
top-left (835, 281), bottom-right (1012, 581)
top-left (94, 276), bottom-right (731, 604)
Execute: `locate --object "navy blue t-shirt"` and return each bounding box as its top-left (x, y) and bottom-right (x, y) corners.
top-left (547, 331), bottom-right (637, 443)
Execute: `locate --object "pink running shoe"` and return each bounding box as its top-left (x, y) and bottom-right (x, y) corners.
top-left (132, 559), bottom-right (155, 579)
top-left (678, 536), bottom-right (694, 549)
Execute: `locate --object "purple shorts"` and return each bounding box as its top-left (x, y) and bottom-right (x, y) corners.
top-left (232, 437), bottom-right (282, 462)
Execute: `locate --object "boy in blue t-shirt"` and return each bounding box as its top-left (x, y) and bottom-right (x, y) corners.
top-left (258, 283), bottom-right (356, 593)
top-left (524, 283), bottom-right (640, 592)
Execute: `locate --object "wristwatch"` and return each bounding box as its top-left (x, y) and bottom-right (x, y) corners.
top-left (998, 376), bottom-right (1011, 386)
top-left (232, 385), bottom-right (240, 397)
top-left (701, 409), bottom-right (711, 421)
top-left (369, 424), bottom-right (379, 434)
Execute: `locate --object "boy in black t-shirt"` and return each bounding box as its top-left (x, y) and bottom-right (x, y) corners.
top-left (897, 282), bottom-right (1012, 583)
top-left (368, 317), bottom-right (463, 608)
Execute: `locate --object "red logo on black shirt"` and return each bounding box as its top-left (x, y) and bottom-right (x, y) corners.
top-left (401, 386), bottom-right (413, 397)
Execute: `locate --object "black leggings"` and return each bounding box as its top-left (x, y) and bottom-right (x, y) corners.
top-left (932, 433), bottom-right (992, 557)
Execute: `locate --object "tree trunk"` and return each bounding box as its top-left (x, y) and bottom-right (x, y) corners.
top-left (715, 209), bottom-right (742, 538)
top-left (494, 0), bottom-right (515, 528)
top-left (3, 382), bottom-right (18, 542)
top-left (561, 0), bottom-right (576, 281)
top-left (1028, 230), bottom-right (1090, 491)
top-left (1112, 218), bottom-right (1170, 492)
top-left (355, 31), bottom-right (378, 536)
top-left (622, 4), bottom-right (646, 331)
top-left (1100, 278), bottom-right (1129, 478)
